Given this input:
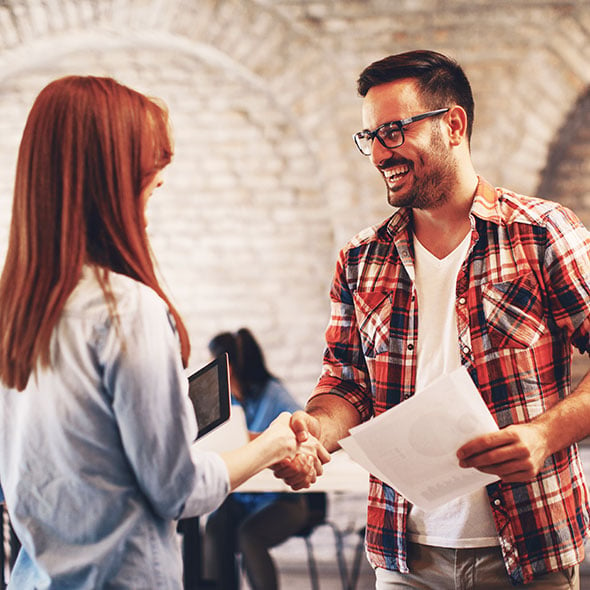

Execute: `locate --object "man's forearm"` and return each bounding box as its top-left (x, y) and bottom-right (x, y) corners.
top-left (533, 368), bottom-right (590, 456)
top-left (305, 393), bottom-right (362, 453)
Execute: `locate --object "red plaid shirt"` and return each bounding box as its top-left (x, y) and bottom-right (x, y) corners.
top-left (312, 177), bottom-right (590, 584)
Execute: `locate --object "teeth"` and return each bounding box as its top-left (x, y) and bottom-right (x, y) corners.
top-left (383, 164), bottom-right (409, 179)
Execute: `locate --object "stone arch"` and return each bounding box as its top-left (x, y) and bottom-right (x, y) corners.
top-left (456, 7), bottom-right (590, 197)
top-left (2, 0), bottom-right (590, 393)
top-left (0, 0), bottom-right (365, 236)
top-left (537, 86), bottom-right (590, 226)
top-left (0, 0), bottom-right (356, 394)
top-left (535, 85), bottom-right (590, 388)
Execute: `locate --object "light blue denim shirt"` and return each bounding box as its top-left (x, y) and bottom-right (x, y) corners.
top-left (0, 267), bottom-right (229, 589)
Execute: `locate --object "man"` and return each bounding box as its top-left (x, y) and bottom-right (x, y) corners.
top-left (274, 50), bottom-right (590, 588)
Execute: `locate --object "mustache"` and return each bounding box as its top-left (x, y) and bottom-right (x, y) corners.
top-left (378, 156), bottom-right (412, 170)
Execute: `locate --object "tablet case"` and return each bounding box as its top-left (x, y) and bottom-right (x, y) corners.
top-left (188, 353), bottom-right (231, 440)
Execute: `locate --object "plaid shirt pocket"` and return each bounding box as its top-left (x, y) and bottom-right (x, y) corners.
top-left (482, 273), bottom-right (546, 350)
top-left (353, 291), bottom-right (392, 358)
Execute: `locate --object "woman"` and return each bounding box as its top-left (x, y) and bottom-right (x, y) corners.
top-left (204, 329), bottom-right (323, 590)
top-left (0, 76), bottom-right (314, 589)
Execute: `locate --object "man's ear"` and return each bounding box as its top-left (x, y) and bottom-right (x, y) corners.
top-left (445, 105), bottom-right (468, 146)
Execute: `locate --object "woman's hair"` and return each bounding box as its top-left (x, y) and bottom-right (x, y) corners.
top-left (0, 75), bottom-right (190, 391)
top-left (208, 328), bottom-right (276, 400)
top-left (357, 49), bottom-right (475, 143)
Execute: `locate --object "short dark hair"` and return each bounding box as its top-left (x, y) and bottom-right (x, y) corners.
top-left (357, 50), bottom-right (474, 142)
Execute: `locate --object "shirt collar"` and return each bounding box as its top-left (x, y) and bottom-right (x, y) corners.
top-left (470, 176), bottom-right (503, 225)
top-left (384, 207), bottom-right (412, 240)
top-left (383, 175), bottom-right (501, 240)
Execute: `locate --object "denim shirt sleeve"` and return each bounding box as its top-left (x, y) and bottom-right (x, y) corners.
top-left (182, 449), bottom-right (229, 517)
top-left (98, 283), bottom-right (227, 520)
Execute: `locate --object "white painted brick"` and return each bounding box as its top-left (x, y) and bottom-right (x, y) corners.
top-left (0, 0), bottom-right (588, 399)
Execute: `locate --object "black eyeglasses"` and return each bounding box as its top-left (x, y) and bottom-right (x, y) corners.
top-left (352, 108), bottom-right (450, 156)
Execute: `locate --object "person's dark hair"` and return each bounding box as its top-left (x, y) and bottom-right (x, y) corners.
top-left (208, 328), bottom-right (276, 400)
top-left (357, 50), bottom-right (474, 142)
top-left (208, 332), bottom-right (239, 372)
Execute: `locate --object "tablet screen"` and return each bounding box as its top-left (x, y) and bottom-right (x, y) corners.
top-left (188, 353), bottom-right (231, 440)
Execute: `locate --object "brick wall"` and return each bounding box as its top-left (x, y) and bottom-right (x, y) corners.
top-left (0, 0), bottom-right (588, 400)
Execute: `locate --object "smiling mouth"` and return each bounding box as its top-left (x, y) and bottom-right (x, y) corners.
top-left (382, 163), bottom-right (410, 187)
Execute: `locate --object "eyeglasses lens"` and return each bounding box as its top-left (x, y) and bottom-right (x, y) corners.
top-left (355, 125), bottom-right (403, 155)
top-left (379, 125), bottom-right (403, 149)
top-left (355, 133), bottom-right (371, 155)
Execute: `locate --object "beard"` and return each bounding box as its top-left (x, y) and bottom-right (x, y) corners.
top-left (385, 127), bottom-right (458, 210)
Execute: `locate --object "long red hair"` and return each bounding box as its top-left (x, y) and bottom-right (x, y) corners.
top-left (0, 76), bottom-right (190, 391)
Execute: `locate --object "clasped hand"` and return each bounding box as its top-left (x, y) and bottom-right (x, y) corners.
top-left (271, 410), bottom-right (331, 490)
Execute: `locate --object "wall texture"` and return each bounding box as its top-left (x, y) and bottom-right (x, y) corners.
top-left (0, 0), bottom-right (588, 400)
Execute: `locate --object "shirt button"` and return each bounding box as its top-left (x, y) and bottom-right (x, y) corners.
top-left (462, 346), bottom-right (470, 354)
top-left (407, 343), bottom-right (414, 351)
top-left (458, 297), bottom-right (466, 305)
top-left (494, 499), bottom-right (501, 506)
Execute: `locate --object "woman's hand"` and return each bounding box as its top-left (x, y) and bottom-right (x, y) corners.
top-left (271, 411), bottom-right (331, 490)
top-left (222, 412), bottom-right (300, 490)
top-left (256, 412), bottom-right (299, 465)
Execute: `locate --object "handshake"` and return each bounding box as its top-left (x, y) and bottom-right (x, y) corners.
top-left (262, 410), bottom-right (332, 490)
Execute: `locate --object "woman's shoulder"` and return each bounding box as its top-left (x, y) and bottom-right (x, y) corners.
top-left (65, 266), bottom-right (166, 319)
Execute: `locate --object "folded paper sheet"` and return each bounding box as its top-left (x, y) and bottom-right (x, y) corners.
top-left (339, 366), bottom-right (500, 510)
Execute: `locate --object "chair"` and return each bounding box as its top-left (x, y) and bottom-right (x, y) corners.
top-left (348, 526), bottom-right (366, 590)
top-left (293, 492), bottom-right (350, 590)
top-left (1, 507), bottom-right (20, 590)
top-left (177, 516), bottom-right (202, 590)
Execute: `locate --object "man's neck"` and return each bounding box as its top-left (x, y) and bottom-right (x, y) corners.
top-left (412, 172), bottom-right (478, 259)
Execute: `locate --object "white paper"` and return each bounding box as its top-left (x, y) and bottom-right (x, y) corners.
top-left (339, 366), bottom-right (499, 510)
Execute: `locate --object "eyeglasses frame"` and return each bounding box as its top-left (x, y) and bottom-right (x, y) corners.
top-left (352, 108), bottom-right (450, 156)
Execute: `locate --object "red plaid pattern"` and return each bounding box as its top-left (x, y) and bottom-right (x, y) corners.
top-left (312, 177), bottom-right (590, 585)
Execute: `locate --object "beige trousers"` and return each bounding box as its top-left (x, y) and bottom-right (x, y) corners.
top-left (375, 542), bottom-right (579, 590)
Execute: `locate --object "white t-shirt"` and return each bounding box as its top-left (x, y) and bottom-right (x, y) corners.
top-left (407, 233), bottom-right (499, 548)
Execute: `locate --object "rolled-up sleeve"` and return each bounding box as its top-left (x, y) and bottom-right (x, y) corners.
top-left (542, 206), bottom-right (590, 354)
top-left (182, 448), bottom-right (229, 517)
top-left (312, 250), bottom-right (374, 421)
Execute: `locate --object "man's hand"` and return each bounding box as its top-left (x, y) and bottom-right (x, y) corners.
top-left (457, 423), bottom-right (549, 483)
top-left (271, 410), bottom-right (331, 490)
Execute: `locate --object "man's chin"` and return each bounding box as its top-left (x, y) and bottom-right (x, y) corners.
top-left (387, 189), bottom-right (412, 208)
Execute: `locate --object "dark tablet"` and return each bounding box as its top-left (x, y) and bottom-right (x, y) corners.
top-left (188, 353), bottom-right (231, 440)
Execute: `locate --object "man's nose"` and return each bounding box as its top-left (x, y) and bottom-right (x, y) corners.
top-left (371, 138), bottom-right (395, 167)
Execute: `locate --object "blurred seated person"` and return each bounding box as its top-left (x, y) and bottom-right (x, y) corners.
top-left (204, 328), bottom-right (319, 590)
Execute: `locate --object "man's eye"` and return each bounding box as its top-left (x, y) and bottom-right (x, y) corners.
top-left (380, 125), bottom-right (400, 141)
